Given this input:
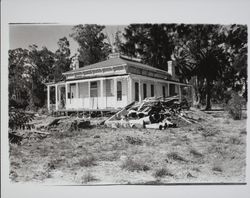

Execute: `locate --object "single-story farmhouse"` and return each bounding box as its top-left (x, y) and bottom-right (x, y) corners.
top-left (46, 53), bottom-right (193, 112)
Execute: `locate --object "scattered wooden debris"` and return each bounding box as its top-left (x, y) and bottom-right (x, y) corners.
top-left (104, 95), bottom-right (198, 130)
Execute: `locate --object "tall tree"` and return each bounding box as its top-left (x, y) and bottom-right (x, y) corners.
top-left (121, 24), bottom-right (175, 71)
top-left (173, 24), bottom-right (233, 110)
top-left (221, 25), bottom-right (248, 100)
top-left (113, 30), bottom-right (123, 53)
top-left (9, 48), bottom-right (30, 108)
top-left (70, 24), bottom-right (111, 66)
top-left (27, 45), bottom-right (55, 108)
top-left (53, 37), bottom-right (71, 82)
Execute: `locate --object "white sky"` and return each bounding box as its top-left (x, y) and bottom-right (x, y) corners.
top-left (9, 24), bottom-right (126, 55)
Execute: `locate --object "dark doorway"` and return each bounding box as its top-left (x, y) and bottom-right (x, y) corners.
top-left (151, 84), bottom-right (154, 97)
top-left (170, 84), bottom-right (176, 96)
top-left (143, 83), bottom-right (147, 99)
top-left (162, 86), bottom-right (166, 98)
top-left (135, 82), bottom-right (139, 101)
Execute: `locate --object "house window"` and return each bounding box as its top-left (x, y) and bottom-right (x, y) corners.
top-left (162, 86), bottom-right (166, 98)
top-left (106, 79), bottom-right (113, 96)
top-left (151, 84), bottom-right (154, 97)
top-left (90, 81), bottom-right (98, 97)
top-left (69, 83), bottom-right (76, 99)
top-left (135, 82), bottom-right (139, 101)
top-left (143, 83), bottom-right (147, 99)
top-left (117, 81), bottom-right (122, 101)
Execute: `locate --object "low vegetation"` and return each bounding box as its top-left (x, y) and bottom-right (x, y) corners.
top-left (121, 157), bottom-right (150, 172)
top-left (153, 168), bottom-right (174, 178)
top-left (9, 110), bottom-right (246, 184)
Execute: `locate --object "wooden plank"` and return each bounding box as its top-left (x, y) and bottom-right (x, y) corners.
top-left (104, 101), bottom-right (135, 124)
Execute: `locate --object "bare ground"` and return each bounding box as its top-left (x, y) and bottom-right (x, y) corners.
top-left (9, 110), bottom-right (247, 184)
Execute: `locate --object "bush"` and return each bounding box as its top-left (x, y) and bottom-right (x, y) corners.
top-left (190, 148), bottom-right (203, 158)
top-left (202, 128), bottom-right (218, 138)
top-left (225, 91), bottom-right (245, 120)
top-left (126, 136), bottom-right (143, 145)
top-left (167, 152), bottom-right (187, 162)
top-left (153, 168), bottom-right (173, 178)
top-left (9, 108), bottom-right (35, 130)
top-left (82, 172), bottom-right (97, 183)
top-left (78, 155), bottom-right (97, 167)
top-left (212, 165), bottom-right (223, 172)
top-left (121, 157), bottom-right (150, 172)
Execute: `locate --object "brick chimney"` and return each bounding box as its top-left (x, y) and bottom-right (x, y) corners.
top-left (168, 60), bottom-right (176, 79)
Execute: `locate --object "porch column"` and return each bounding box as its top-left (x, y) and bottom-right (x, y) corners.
top-left (114, 78), bottom-right (117, 108)
top-left (127, 76), bottom-right (132, 103)
top-left (55, 84), bottom-right (58, 110)
top-left (167, 83), bottom-right (170, 97)
top-left (47, 85), bottom-right (50, 111)
top-left (153, 81), bottom-right (156, 97)
top-left (178, 84), bottom-right (181, 101)
top-left (76, 82), bottom-right (79, 98)
top-left (88, 81), bottom-right (91, 109)
top-left (65, 83), bottom-right (68, 109)
top-left (100, 79), bottom-right (104, 109)
top-left (58, 86), bottom-right (61, 107)
top-left (139, 79), bottom-right (142, 102)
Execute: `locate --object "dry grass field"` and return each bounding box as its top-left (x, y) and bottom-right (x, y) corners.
top-left (9, 110), bottom-right (247, 184)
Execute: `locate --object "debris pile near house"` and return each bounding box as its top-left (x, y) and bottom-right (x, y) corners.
top-left (9, 115), bottom-right (93, 144)
top-left (104, 95), bottom-right (203, 130)
top-left (35, 116), bottom-right (92, 133)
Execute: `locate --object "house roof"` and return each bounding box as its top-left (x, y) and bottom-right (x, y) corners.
top-left (63, 56), bottom-right (170, 76)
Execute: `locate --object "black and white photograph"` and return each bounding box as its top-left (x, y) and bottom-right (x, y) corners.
top-left (1, 0), bottom-right (250, 198)
top-left (8, 22), bottom-right (247, 184)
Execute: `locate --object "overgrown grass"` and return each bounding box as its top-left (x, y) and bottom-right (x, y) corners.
top-left (226, 92), bottom-right (245, 120)
top-left (8, 111), bottom-right (246, 184)
top-left (125, 136), bottom-right (143, 145)
top-left (212, 165), bottom-right (223, 172)
top-left (81, 172), bottom-right (97, 183)
top-left (78, 155), bottom-right (97, 167)
top-left (121, 157), bottom-right (150, 172)
top-left (202, 128), bottom-right (218, 138)
top-left (153, 168), bottom-right (174, 178)
top-left (167, 152), bottom-right (188, 162)
top-left (190, 148), bottom-right (203, 158)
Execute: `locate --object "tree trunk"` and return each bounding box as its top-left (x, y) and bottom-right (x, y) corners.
top-left (28, 78), bottom-right (35, 111)
top-left (205, 79), bottom-right (213, 110)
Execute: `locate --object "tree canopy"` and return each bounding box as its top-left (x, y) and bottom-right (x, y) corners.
top-left (121, 24), bottom-right (175, 71)
top-left (120, 24), bottom-right (247, 109)
top-left (70, 24), bottom-right (111, 67)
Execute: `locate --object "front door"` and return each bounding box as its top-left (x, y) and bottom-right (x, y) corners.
top-left (135, 82), bottom-right (139, 101)
top-left (90, 81), bottom-right (98, 109)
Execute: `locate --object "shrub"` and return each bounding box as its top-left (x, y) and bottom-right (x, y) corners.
top-left (167, 152), bottom-right (187, 162)
top-left (190, 148), bottom-right (203, 158)
top-left (212, 165), bottom-right (223, 172)
top-left (225, 91), bottom-right (245, 120)
top-left (153, 168), bottom-right (173, 178)
top-left (78, 155), bottom-right (97, 167)
top-left (121, 157), bottom-right (150, 172)
top-left (9, 108), bottom-right (34, 130)
top-left (228, 136), bottom-right (242, 145)
top-left (202, 128), bottom-right (218, 138)
top-left (126, 136), bottom-right (143, 145)
top-left (82, 172), bottom-right (97, 183)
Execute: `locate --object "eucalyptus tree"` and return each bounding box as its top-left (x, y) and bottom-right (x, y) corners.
top-left (70, 24), bottom-right (111, 67)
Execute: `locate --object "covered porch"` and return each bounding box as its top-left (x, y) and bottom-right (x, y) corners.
top-left (47, 75), bottom-right (130, 112)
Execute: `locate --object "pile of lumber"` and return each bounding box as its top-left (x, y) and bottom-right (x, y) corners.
top-left (104, 95), bottom-right (201, 130)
